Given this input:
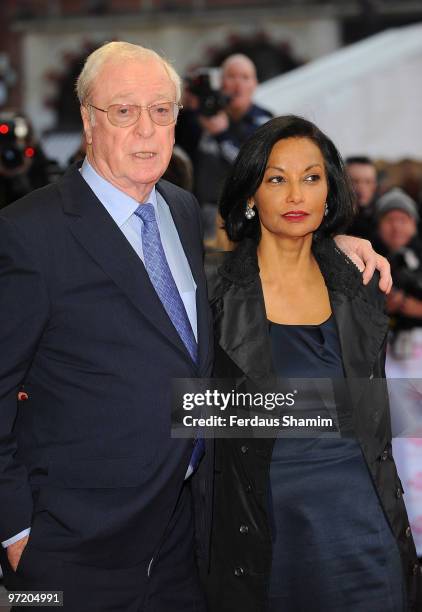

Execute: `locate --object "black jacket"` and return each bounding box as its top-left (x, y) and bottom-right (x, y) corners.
top-left (205, 237), bottom-right (421, 612)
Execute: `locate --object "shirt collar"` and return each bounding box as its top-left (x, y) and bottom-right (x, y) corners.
top-left (80, 158), bottom-right (157, 227)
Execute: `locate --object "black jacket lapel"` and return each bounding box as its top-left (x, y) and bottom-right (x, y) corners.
top-left (329, 291), bottom-right (388, 379)
top-left (207, 240), bottom-right (274, 385)
top-left (327, 284), bottom-right (389, 417)
top-left (313, 237), bottom-right (389, 381)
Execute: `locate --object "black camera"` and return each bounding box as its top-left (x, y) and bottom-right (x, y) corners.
top-left (185, 69), bottom-right (231, 117)
top-left (0, 113), bottom-right (32, 171)
top-left (0, 111), bottom-right (61, 209)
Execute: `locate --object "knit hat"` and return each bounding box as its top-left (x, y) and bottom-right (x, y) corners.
top-left (376, 187), bottom-right (419, 221)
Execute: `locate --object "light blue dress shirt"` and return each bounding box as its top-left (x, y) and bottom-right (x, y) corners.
top-left (1, 159), bottom-right (198, 548)
top-left (80, 159), bottom-right (197, 339)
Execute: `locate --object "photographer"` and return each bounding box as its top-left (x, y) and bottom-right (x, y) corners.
top-left (176, 54), bottom-right (272, 238)
top-left (0, 111), bottom-right (59, 209)
top-left (376, 188), bottom-right (422, 559)
top-left (376, 187), bottom-right (422, 364)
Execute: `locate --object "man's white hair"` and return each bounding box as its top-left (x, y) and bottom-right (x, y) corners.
top-left (75, 41), bottom-right (182, 110)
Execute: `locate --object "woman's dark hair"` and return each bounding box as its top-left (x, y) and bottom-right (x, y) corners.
top-left (219, 114), bottom-right (354, 243)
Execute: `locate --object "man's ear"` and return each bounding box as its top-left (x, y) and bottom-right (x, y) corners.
top-left (81, 105), bottom-right (93, 145)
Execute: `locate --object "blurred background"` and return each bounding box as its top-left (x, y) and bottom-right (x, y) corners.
top-left (0, 0), bottom-right (421, 573)
top-left (1, 0), bottom-right (422, 164)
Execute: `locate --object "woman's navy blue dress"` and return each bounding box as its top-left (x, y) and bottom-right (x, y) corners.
top-left (267, 316), bottom-right (405, 611)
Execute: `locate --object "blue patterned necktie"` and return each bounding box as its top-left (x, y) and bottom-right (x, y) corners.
top-left (135, 203), bottom-right (198, 364)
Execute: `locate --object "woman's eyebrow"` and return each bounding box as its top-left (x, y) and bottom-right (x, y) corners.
top-left (265, 163), bottom-right (323, 172)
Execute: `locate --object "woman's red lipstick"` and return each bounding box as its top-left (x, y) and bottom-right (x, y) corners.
top-left (282, 210), bottom-right (309, 222)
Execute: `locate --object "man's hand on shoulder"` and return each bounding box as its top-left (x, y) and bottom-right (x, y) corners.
top-left (333, 235), bottom-right (392, 294)
top-left (7, 534), bottom-right (29, 571)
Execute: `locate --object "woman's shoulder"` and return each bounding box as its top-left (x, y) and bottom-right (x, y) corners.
top-left (314, 237), bottom-right (386, 312)
top-left (204, 239), bottom-right (259, 301)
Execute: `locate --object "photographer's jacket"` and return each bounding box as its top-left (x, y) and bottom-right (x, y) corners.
top-left (205, 237), bottom-right (422, 612)
top-left (194, 104), bottom-right (273, 208)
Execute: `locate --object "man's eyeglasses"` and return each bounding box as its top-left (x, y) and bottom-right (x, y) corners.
top-left (87, 101), bottom-right (183, 127)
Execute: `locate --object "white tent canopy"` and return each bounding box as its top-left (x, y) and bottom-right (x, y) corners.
top-left (254, 23), bottom-right (422, 161)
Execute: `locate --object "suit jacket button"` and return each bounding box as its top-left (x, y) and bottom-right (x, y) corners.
top-left (396, 487), bottom-right (402, 499)
top-left (381, 449), bottom-right (389, 461)
top-left (405, 526), bottom-right (412, 538)
top-left (240, 445), bottom-right (248, 454)
top-left (239, 524), bottom-right (249, 535)
top-left (234, 566), bottom-right (245, 577)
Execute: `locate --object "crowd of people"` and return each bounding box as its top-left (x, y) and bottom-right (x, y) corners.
top-left (345, 158), bottom-right (422, 562)
top-left (0, 41), bottom-right (421, 611)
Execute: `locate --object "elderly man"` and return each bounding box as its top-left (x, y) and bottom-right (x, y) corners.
top-left (0, 41), bottom-right (390, 610)
top-left (0, 42), bottom-right (213, 611)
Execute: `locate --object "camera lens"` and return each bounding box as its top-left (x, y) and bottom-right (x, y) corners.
top-left (1, 146), bottom-right (25, 169)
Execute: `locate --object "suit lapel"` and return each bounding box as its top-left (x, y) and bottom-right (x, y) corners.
top-left (59, 166), bottom-right (198, 364)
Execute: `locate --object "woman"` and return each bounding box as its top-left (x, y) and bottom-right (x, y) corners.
top-left (205, 116), bottom-right (421, 611)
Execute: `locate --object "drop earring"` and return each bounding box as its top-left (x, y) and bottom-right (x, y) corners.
top-left (245, 203), bottom-right (256, 220)
top-left (324, 202), bottom-right (329, 217)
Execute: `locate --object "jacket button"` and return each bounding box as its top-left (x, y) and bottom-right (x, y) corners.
top-left (381, 449), bottom-right (389, 461)
top-left (245, 484), bottom-right (253, 493)
top-left (396, 487), bottom-right (402, 499)
top-left (239, 524), bottom-right (249, 535)
top-left (234, 566), bottom-right (245, 577)
top-left (412, 563), bottom-right (421, 575)
top-left (240, 445), bottom-right (248, 454)
top-left (405, 526), bottom-right (412, 538)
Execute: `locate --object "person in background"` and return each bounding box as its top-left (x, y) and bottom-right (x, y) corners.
top-left (177, 54), bottom-right (273, 239)
top-left (67, 134), bottom-right (86, 166)
top-left (162, 145), bottom-right (194, 192)
top-left (375, 188), bottom-right (422, 560)
top-left (0, 111), bottom-right (60, 209)
top-left (346, 155), bottom-right (379, 240)
top-left (205, 116), bottom-right (420, 612)
top-left (375, 187), bottom-right (422, 346)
